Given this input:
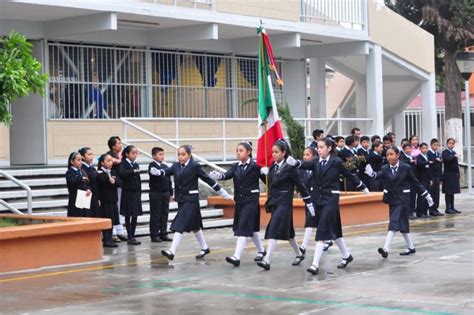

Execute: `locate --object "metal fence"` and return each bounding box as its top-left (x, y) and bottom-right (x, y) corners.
top-left (300, 0), bottom-right (366, 29)
top-left (47, 43), bottom-right (282, 119)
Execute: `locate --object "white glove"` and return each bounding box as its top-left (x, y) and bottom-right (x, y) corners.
top-left (209, 170), bottom-right (223, 180)
top-left (364, 164), bottom-right (375, 177)
top-left (150, 167), bottom-right (163, 176)
top-left (260, 167), bottom-right (269, 175)
top-left (307, 203), bottom-right (315, 217)
top-left (362, 187), bottom-right (370, 195)
top-left (286, 156), bottom-right (297, 166)
top-left (425, 194), bottom-right (434, 208)
top-left (218, 188), bottom-right (232, 200)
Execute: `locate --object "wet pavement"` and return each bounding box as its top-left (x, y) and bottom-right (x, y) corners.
top-left (1, 192), bottom-right (473, 315)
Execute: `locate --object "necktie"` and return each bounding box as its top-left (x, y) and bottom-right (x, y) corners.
top-left (239, 164), bottom-right (246, 174)
top-left (391, 166), bottom-right (397, 177)
top-left (320, 160), bottom-right (327, 169)
top-left (274, 164), bottom-right (279, 172)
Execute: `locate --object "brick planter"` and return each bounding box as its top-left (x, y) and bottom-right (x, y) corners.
top-left (0, 214), bottom-right (110, 273)
top-left (208, 192), bottom-right (388, 229)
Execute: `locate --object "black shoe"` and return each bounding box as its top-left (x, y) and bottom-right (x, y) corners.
top-left (151, 237), bottom-right (162, 243)
top-left (112, 235), bottom-right (121, 243)
top-left (453, 209), bottom-right (462, 214)
top-left (292, 255), bottom-right (305, 266)
top-left (161, 249), bottom-right (175, 261)
top-left (160, 235), bottom-right (173, 242)
top-left (117, 234), bottom-right (128, 242)
top-left (429, 211), bottom-right (441, 217)
top-left (254, 251), bottom-right (266, 262)
top-left (445, 209), bottom-right (457, 214)
top-left (409, 215), bottom-right (418, 220)
top-left (103, 242), bottom-right (118, 248)
top-left (378, 247), bottom-right (388, 258)
top-left (400, 248), bottom-right (416, 256)
top-left (225, 256), bottom-right (241, 267)
top-left (323, 240), bottom-right (333, 252)
top-left (417, 214), bottom-right (429, 219)
top-left (434, 210), bottom-right (444, 216)
top-left (257, 261), bottom-right (270, 271)
top-left (337, 255), bottom-right (353, 268)
top-left (299, 246), bottom-right (306, 255)
top-left (127, 238), bottom-right (141, 245)
top-left (196, 248), bottom-right (211, 259)
top-left (307, 265), bottom-right (319, 275)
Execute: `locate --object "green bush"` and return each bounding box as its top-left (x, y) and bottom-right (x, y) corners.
top-left (0, 31), bottom-right (48, 125)
top-left (277, 103), bottom-right (305, 159)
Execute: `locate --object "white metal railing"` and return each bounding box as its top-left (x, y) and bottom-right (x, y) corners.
top-left (0, 170), bottom-right (33, 215)
top-left (151, 0), bottom-right (213, 9)
top-left (300, 0), bottom-right (366, 30)
top-left (121, 117), bottom-right (373, 162)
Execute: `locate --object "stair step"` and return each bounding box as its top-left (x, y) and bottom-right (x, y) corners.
top-left (0, 199), bottom-right (208, 212)
top-left (0, 188), bottom-right (153, 201)
top-left (0, 176), bottom-right (153, 189)
top-left (135, 218), bottom-right (234, 236)
top-left (2, 166), bottom-right (152, 178)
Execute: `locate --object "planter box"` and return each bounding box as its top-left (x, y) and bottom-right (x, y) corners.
top-left (208, 192), bottom-right (388, 229)
top-left (0, 214), bottom-right (111, 273)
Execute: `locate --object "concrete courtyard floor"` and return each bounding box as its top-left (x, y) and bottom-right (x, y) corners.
top-left (1, 192), bottom-right (473, 315)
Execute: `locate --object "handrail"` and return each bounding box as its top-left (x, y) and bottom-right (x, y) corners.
top-left (0, 170), bottom-right (33, 215)
top-left (121, 118), bottom-right (226, 174)
top-left (0, 199), bottom-right (24, 215)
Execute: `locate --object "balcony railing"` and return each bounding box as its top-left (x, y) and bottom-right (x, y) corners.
top-left (149, 0), bottom-right (213, 10)
top-left (300, 0), bottom-right (366, 30)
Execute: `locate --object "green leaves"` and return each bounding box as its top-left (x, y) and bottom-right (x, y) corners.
top-left (277, 104), bottom-right (305, 159)
top-left (0, 31), bottom-right (48, 125)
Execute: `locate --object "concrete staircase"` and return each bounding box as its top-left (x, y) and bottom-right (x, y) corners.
top-left (0, 166), bottom-right (233, 236)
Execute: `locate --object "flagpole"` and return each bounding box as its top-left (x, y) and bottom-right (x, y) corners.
top-left (264, 120), bottom-right (269, 199)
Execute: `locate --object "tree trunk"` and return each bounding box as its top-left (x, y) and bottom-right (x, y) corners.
top-left (444, 48), bottom-right (463, 159)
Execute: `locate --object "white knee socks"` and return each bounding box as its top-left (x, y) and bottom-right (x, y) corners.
top-left (289, 238), bottom-right (302, 256)
top-left (264, 239), bottom-right (277, 264)
top-left (301, 227), bottom-right (313, 249)
top-left (402, 233), bottom-right (414, 249)
top-left (335, 238), bottom-right (350, 258)
top-left (384, 230), bottom-right (396, 252)
top-left (170, 232), bottom-right (183, 254)
top-left (194, 229), bottom-right (208, 250)
top-left (252, 232), bottom-right (265, 253)
top-left (233, 236), bottom-right (247, 259)
top-left (312, 242), bottom-right (325, 268)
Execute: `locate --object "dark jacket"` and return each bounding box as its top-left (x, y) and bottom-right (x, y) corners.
top-left (376, 162), bottom-right (428, 205)
top-left (416, 154), bottom-right (432, 184)
top-left (148, 161), bottom-right (173, 194)
top-left (221, 160), bottom-right (263, 204)
top-left (427, 149), bottom-right (442, 179)
top-left (118, 160), bottom-right (142, 192)
top-left (97, 169), bottom-right (121, 203)
top-left (367, 150), bottom-right (384, 172)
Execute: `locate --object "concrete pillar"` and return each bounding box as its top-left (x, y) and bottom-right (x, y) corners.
top-left (393, 111), bottom-right (406, 141)
top-left (309, 57), bottom-right (326, 131)
top-left (355, 80), bottom-right (368, 134)
top-left (421, 73), bottom-right (437, 142)
top-left (282, 59), bottom-right (307, 118)
top-left (10, 40), bottom-right (48, 165)
top-left (366, 45), bottom-right (384, 136)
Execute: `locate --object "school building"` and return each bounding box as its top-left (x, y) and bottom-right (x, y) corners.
top-left (0, 0), bottom-right (441, 166)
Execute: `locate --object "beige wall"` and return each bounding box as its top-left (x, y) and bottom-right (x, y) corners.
top-left (0, 125), bottom-right (10, 162)
top-left (368, 0), bottom-right (435, 74)
top-left (216, 0), bottom-right (299, 22)
top-left (47, 120), bottom-right (257, 162)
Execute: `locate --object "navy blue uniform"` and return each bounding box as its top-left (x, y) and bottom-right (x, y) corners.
top-left (357, 147), bottom-right (370, 188)
top-left (367, 150), bottom-right (384, 191)
top-left (81, 163), bottom-right (99, 217)
top-left (118, 160), bottom-right (143, 217)
top-left (298, 155), bottom-right (365, 241)
top-left (427, 149), bottom-right (442, 212)
top-left (97, 168), bottom-right (121, 244)
top-left (339, 147), bottom-right (359, 191)
top-left (442, 149), bottom-right (460, 195)
top-left (148, 161), bottom-right (173, 239)
top-left (66, 167), bottom-right (92, 217)
top-left (400, 152), bottom-right (417, 215)
top-left (416, 154), bottom-right (432, 216)
top-left (299, 168), bottom-right (317, 228)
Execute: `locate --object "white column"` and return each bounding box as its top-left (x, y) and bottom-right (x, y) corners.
top-left (355, 80), bottom-right (368, 133)
top-left (366, 45), bottom-right (384, 136)
top-left (309, 57), bottom-right (326, 130)
top-left (393, 111), bottom-right (406, 141)
top-left (421, 73), bottom-right (437, 143)
top-left (282, 59), bottom-right (307, 118)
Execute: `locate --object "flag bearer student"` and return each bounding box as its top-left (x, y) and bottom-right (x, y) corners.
top-left (288, 137), bottom-right (369, 275)
top-left (256, 140), bottom-right (315, 271)
top-left (148, 147), bottom-right (173, 243)
top-left (298, 147), bottom-right (333, 254)
top-left (66, 152), bottom-right (92, 217)
top-left (96, 153), bottom-right (121, 248)
top-left (209, 141), bottom-right (267, 267)
top-left (107, 136), bottom-right (127, 242)
top-left (400, 142), bottom-right (418, 220)
top-left (339, 135), bottom-right (360, 191)
top-left (442, 138), bottom-right (461, 215)
top-left (79, 147), bottom-right (99, 217)
top-left (156, 145), bottom-right (232, 260)
top-left (427, 139), bottom-right (444, 216)
top-left (415, 143), bottom-right (433, 218)
top-left (365, 146), bottom-right (434, 258)
top-left (117, 145), bottom-right (143, 246)
top-left (357, 136), bottom-right (371, 188)
top-left (367, 141), bottom-right (384, 191)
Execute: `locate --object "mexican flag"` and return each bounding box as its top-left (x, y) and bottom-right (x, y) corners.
top-left (256, 26), bottom-right (284, 167)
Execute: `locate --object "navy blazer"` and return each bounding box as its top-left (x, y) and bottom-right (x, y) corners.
top-left (66, 167), bottom-right (91, 209)
top-left (265, 161), bottom-right (311, 209)
top-left (163, 158), bottom-right (221, 203)
top-left (221, 160), bottom-right (263, 204)
top-left (118, 160), bottom-right (142, 192)
top-left (148, 161), bottom-right (173, 194)
top-left (298, 155), bottom-right (366, 206)
top-left (367, 150), bottom-right (384, 172)
top-left (416, 154), bottom-right (432, 183)
top-left (376, 162), bottom-right (427, 205)
top-left (427, 149), bottom-right (442, 178)
top-left (442, 149), bottom-right (459, 174)
top-left (97, 169), bottom-right (121, 203)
